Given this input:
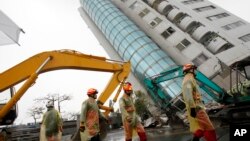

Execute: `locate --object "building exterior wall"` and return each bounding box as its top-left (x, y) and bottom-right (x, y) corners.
top-left (111, 0), bottom-right (250, 90)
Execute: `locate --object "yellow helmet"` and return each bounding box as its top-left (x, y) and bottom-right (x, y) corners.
top-left (123, 82), bottom-right (133, 91)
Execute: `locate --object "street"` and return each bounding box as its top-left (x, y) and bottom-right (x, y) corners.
top-left (103, 126), bottom-right (229, 141)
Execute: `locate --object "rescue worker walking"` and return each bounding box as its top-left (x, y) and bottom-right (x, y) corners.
top-left (182, 64), bottom-right (217, 141)
top-left (40, 100), bottom-right (63, 141)
top-left (79, 88), bottom-right (106, 141)
top-left (119, 82), bottom-right (147, 141)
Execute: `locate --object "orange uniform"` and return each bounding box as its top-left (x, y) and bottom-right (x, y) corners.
top-left (119, 93), bottom-right (146, 141)
top-left (80, 96), bottom-right (103, 141)
top-left (182, 73), bottom-right (217, 141)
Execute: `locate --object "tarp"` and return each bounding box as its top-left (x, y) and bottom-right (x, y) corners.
top-left (0, 10), bottom-right (24, 46)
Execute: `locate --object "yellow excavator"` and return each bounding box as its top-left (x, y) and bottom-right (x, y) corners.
top-left (0, 49), bottom-right (130, 125)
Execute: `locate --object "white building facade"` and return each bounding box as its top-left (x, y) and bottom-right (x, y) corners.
top-left (111, 0), bottom-right (250, 89)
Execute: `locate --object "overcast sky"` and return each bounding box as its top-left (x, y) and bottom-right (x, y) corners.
top-left (0, 0), bottom-right (250, 124)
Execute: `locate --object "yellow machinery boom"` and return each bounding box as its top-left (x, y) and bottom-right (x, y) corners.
top-left (0, 49), bottom-right (130, 124)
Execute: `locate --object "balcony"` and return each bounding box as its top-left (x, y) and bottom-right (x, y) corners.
top-left (167, 9), bottom-right (184, 22)
top-left (206, 36), bottom-right (229, 54)
top-left (148, 0), bottom-right (156, 6)
top-left (156, 1), bottom-right (173, 15)
top-left (178, 16), bottom-right (197, 32)
top-left (191, 26), bottom-right (211, 42)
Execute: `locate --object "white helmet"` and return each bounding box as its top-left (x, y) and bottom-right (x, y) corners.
top-left (46, 100), bottom-right (54, 108)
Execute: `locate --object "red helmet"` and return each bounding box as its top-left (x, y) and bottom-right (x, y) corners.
top-left (123, 82), bottom-right (133, 91)
top-left (183, 63), bottom-right (197, 73)
top-left (87, 88), bottom-right (98, 95)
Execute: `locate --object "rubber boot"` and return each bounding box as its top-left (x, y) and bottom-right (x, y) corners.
top-left (192, 130), bottom-right (203, 141)
top-left (138, 132), bottom-right (147, 141)
top-left (91, 134), bottom-right (101, 141)
top-left (192, 136), bottom-right (200, 141)
top-left (204, 130), bottom-right (217, 141)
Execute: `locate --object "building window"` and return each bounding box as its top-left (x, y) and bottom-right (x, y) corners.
top-left (239, 34), bottom-right (250, 42)
top-left (193, 5), bottom-right (216, 12)
top-left (130, 1), bottom-right (141, 10)
top-left (150, 21), bottom-right (157, 27)
top-left (182, 0), bottom-right (204, 5)
top-left (192, 53), bottom-right (208, 66)
top-left (150, 17), bottom-right (162, 28)
top-left (161, 27), bottom-right (176, 39)
top-left (155, 17), bottom-right (162, 23)
top-left (176, 39), bottom-right (191, 51)
top-left (207, 13), bottom-right (230, 21)
top-left (139, 8), bottom-right (150, 17)
top-left (222, 21), bottom-right (246, 30)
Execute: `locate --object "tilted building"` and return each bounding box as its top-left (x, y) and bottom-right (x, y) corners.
top-left (78, 0), bottom-right (250, 114)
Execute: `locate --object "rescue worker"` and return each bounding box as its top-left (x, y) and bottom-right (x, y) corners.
top-left (40, 100), bottom-right (63, 141)
top-left (119, 82), bottom-right (147, 141)
top-left (182, 64), bottom-right (217, 141)
top-left (80, 88), bottom-right (106, 141)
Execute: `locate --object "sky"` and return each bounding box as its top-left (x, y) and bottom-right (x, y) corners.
top-left (0, 0), bottom-right (250, 124)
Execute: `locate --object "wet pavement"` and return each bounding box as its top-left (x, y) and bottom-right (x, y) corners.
top-left (103, 126), bottom-right (229, 141)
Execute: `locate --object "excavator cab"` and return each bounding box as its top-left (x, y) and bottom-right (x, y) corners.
top-left (229, 60), bottom-right (250, 97)
top-left (236, 61), bottom-right (250, 80)
top-left (231, 60), bottom-right (250, 80)
top-left (0, 87), bottom-right (18, 125)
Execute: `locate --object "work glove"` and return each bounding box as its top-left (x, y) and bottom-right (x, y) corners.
top-left (190, 108), bottom-right (196, 118)
top-left (110, 107), bottom-right (114, 112)
top-left (79, 125), bottom-right (85, 132)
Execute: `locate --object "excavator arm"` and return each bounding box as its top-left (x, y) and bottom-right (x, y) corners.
top-left (145, 65), bottom-right (250, 125)
top-left (145, 66), bottom-right (229, 105)
top-left (0, 49), bottom-right (130, 124)
top-left (146, 65), bottom-right (250, 104)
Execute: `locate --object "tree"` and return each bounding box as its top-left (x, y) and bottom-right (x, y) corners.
top-left (35, 93), bottom-right (71, 112)
top-left (63, 112), bottom-right (79, 121)
top-left (27, 106), bottom-right (45, 124)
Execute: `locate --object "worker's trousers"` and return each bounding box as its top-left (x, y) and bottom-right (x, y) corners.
top-left (123, 121), bottom-right (147, 141)
top-left (193, 129), bottom-right (217, 141)
top-left (40, 125), bottom-right (62, 141)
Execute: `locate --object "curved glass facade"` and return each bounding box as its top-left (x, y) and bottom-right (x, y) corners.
top-left (80, 0), bottom-right (211, 102)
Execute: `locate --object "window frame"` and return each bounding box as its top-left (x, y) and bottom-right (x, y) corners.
top-left (193, 5), bottom-right (216, 12)
top-left (182, 0), bottom-right (204, 5)
top-left (176, 39), bottom-right (191, 51)
top-left (161, 27), bottom-right (176, 39)
top-left (221, 21), bottom-right (245, 30)
top-left (139, 8), bottom-right (150, 18)
top-left (192, 53), bottom-right (208, 66)
top-left (239, 34), bottom-right (250, 42)
top-left (207, 13), bottom-right (230, 21)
